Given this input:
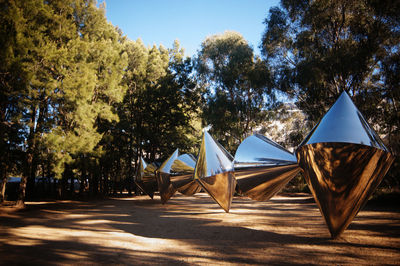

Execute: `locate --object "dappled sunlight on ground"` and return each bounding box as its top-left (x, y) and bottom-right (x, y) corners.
top-left (1, 193), bottom-right (399, 265)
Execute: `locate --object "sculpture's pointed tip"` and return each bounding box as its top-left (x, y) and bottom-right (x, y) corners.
top-left (299, 89), bottom-right (387, 150)
top-left (202, 125), bottom-right (212, 132)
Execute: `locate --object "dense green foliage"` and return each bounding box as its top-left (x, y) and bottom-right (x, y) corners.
top-left (195, 31), bottom-right (271, 152)
top-left (0, 0), bottom-right (201, 203)
top-left (0, 0), bottom-right (398, 203)
top-left (261, 0), bottom-right (400, 187)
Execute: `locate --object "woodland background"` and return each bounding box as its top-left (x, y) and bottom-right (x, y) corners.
top-left (1, 0), bottom-right (399, 205)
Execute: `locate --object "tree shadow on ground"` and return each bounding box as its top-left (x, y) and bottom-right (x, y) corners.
top-left (0, 193), bottom-right (399, 265)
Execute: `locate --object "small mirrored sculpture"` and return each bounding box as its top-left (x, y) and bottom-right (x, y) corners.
top-left (135, 157), bottom-right (158, 199)
top-left (170, 153), bottom-right (201, 195)
top-left (234, 134), bottom-right (301, 201)
top-left (296, 91), bottom-right (394, 238)
top-left (156, 149), bottom-right (179, 204)
top-left (194, 131), bottom-right (236, 212)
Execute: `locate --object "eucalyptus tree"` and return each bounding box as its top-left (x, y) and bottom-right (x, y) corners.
top-left (261, 0), bottom-right (400, 186)
top-left (196, 31), bottom-right (271, 152)
top-left (261, 0), bottom-right (399, 130)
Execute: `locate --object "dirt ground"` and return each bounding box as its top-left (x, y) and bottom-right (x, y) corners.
top-left (0, 192), bottom-right (399, 265)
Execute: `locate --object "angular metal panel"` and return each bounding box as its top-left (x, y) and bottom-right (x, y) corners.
top-left (171, 174), bottom-right (202, 195)
top-left (234, 134), bottom-right (298, 167)
top-left (300, 91), bottom-right (388, 151)
top-left (234, 165), bottom-right (301, 201)
top-left (156, 149), bottom-right (179, 204)
top-left (196, 171), bottom-right (236, 212)
top-left (297, 91), bottom-right (394, 238)
top-left (158, 149), bottom-right (179, 174)
top-left (171, 154), bottom-right (196, 174)
top-left (134, 157), bottom-right (158, 199)
top-left (170, 154), bottom-right (201, 196)
top-left (194, 131), bottom-right (236, 212)
top-left (297, 143), bottom-right (394, 238)
top-left (234, 134), bottom-right (301, 201)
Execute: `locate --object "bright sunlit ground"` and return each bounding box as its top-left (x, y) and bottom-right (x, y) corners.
top-left (1, 193), bottom-right (399, 265)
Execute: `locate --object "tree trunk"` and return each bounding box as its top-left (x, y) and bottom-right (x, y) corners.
top-left (0, 168), bottom-right (7, 203)
top-left (127, 129), bottom-right (133, 195)
top-left (17, 103), bottom-right (38, 207)
top-left (0, 105), bottom-right (7, 203)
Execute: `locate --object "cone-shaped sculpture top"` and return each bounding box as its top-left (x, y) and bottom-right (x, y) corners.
top-left (136, 157), bottom-right (157, 179)
top-left (194, 131), bottom-right (236, 212)
top-left (158, 149), bottom-right (179, 174)
top-left (234, 134), bottom-right (297, 167)
top-left (170, 153), bottom-right (201, 196)
top-left (171, 154), bottom-right (196, 174)
top-left (136, 157), bottom-right (147, 181)
top-left (194, 131), bottom-right (234, 179)
top-left (135, 157), bottom-right (158, 199)
top-left (300, 91), bottom-right (388, 151)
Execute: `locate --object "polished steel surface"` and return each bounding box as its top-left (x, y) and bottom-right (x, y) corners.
top-left (171, 174), bottom-right (202, 195)
top-left (235, 165), bottom-right (301, 201)
top-left (234, 134), bottom-right (301, 201)
top-left (297, 143), bottom-right (394, 238)
top-left (171, 154), bottom-right (197, 174)
top-left (194, 131), bottom-right (236, 212)
top-left (297, 91), bottom-right (394, 238)
top-left (158, 149), bottom-right (179, 174)
top-left (196, 171), bottom-right (236, 212)
top-left (156, 149), bottom-right (179, 204)
top-left (194, 131), bottom-right (234, 179)
top-left (135, 157), bottom-right (158, 199)
top-left (170, 153), bottom-right (201, 196)
top-left (300, 91), bottom-right (388, 151)
top-left (234, 134), bottom-right (297, 167)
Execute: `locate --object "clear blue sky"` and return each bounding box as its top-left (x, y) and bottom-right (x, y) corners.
top-left (103, 0), bottom-right (280, 57)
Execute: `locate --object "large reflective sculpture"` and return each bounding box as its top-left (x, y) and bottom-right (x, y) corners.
top-left (194, 131), bottom-right (236, 212)
top-left (234, 134), bottom-right (301, 201)
top-left (296, 91), bottom-right (394, 238)
top-left (156, 149), bottom-right (179, 204)
top-left (170, 154), bottom-right (201, 195)
top-left (135, 157), bottom-right (158, 199)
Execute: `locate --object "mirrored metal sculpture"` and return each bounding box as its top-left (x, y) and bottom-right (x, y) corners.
top-left (135, 157), bottom-right (158, 199)
top-left (234, 134), bottom-right (301, 201)
top-left (156, 149), bottom-right (179, 204)
top-left (170, 153), bottom-right (201, 196)
top-left (194, 131), bottom-right (236, 212)
top-left (296, 91), bottom-right (394, 238)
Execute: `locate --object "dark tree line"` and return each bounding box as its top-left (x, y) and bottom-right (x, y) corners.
top-left (1, 0), bottom-right (399, 205)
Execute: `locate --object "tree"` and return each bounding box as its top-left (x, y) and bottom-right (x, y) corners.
top-left (0, 0), bottom-right (128, 206)
top-left (120, 39), bottom-right (201, 181)
top-left (43, 0), bottom-right (128, 197)
top-left (0, 0), bottom-right (29, 201)
top-left (261, 0), bottom-right (400, 186)
top-left (262, 0), bottom-right (399, 130)
top-left (196, 31), bottom-right (271, 152)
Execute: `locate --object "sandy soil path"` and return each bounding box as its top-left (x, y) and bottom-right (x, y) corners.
top-left (1, 193), bottom-right (399, 265)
